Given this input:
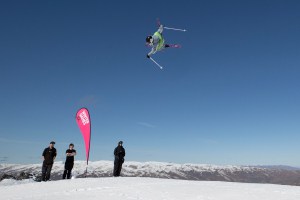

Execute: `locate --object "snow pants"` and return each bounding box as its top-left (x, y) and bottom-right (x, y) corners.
top-left (63, 162), bottom-right (74, 179)
top-left (42, 162), bottom-right (53, 181)
top-left (113, 156), bottom-right (124, 176)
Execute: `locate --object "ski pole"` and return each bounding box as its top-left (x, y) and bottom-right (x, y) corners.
top-left (164, 26), bottom-right (187, 32)
top-left (149, 57), bottom-right (163, 69)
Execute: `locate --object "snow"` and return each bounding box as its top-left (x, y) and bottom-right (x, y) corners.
top-left (1, 177), bottom-right (300, 200)
top-left (0, 160), bottom-right (268, 176)
top-left (0, 178), bottom-right (35, 186)
top-left (1, 160), bottom-right (300, 198)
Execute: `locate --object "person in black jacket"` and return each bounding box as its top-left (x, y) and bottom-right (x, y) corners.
top-left (41, 141), bottom-right (57, 181)
top-left (113, 141), bottom-right (125, 177)
top-left (62, 143), bottom-right (76, 179)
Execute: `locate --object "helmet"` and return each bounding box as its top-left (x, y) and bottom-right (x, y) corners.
top-left (118, 141), bottom-right (123, 145)
top-left (146, 36), bottom-right (152, 43)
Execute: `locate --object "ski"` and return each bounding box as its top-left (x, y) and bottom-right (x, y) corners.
top-left (168, 44), bottom-right (181, 48)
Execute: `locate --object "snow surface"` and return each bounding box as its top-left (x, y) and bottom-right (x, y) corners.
top-left (0, 160), bottom-right (268, 176)
top-left (1, 177), bottom-right (300, 200)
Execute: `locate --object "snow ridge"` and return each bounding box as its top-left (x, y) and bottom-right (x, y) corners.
top-left (1, 160), bottom-right (300, 186)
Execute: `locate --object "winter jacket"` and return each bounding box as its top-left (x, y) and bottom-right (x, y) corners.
top-left (42, 147), bottom-right (57, 165)
top-left (114, 146), bottom-right (125, 161)
top-left (65, 149), bottom-right (76, 163)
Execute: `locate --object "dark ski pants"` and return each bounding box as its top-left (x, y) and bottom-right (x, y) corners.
top-left (113, 157), bottom-right (124, 176)
top-left (63, 162), bottom-right (74, 179)
top-left (42, 163), bottom-right (53, 181)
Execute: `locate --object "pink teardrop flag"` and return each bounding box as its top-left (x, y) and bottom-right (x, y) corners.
top-left (76, 108), bottom-right (91, 165)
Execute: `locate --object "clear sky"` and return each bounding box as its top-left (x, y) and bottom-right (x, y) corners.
top-left (0, 0), bottom-right (299, 166)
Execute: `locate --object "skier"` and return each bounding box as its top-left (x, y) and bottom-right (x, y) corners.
top-left (145, 20), bottom-right (184, 69)
top-left (41, 141), bottom-right (57, 181)
top-left (113, 141), bottom-right (126, 177)
top-left (62, 143), bottom-right (76, 179)
top-left (146, 24), bottom-right (171, 59)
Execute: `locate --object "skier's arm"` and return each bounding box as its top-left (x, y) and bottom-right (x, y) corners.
top-left (157, 24), bottom-right (163, 34)
top-left (147, 47), bottom-right (157, 58)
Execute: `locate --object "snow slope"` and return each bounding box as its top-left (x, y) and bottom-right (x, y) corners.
top-left (1, 177), bottom-right (300, 200)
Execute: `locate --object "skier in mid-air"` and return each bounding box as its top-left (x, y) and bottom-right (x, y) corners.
top-left (145, 19), bottom-right (185, 69)
top-left (146, 24), bottom-right (171, 59)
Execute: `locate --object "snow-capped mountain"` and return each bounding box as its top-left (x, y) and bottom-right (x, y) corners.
top-left (1, 161), bottom-right (300, 186)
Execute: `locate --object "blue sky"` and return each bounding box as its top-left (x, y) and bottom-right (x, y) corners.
top-left (0, 0), bottom-right (300, 166)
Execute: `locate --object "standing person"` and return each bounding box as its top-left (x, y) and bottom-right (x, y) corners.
top-left (113, 141), bottom-right (125, 177)
top-left (62, 143), bottom-right (76, 179)
top-left (42, 141), bottom-right (57, 181)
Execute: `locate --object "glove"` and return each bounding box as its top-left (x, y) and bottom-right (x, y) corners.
top-left (147, 54), bottom-right (150, 59)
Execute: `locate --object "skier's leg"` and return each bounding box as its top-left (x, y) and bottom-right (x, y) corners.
top-left (165, 44), bottom-right (170, 48)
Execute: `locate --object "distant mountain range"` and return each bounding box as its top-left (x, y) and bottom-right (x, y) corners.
top-left (1, 161), bottom-right (300, 186)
